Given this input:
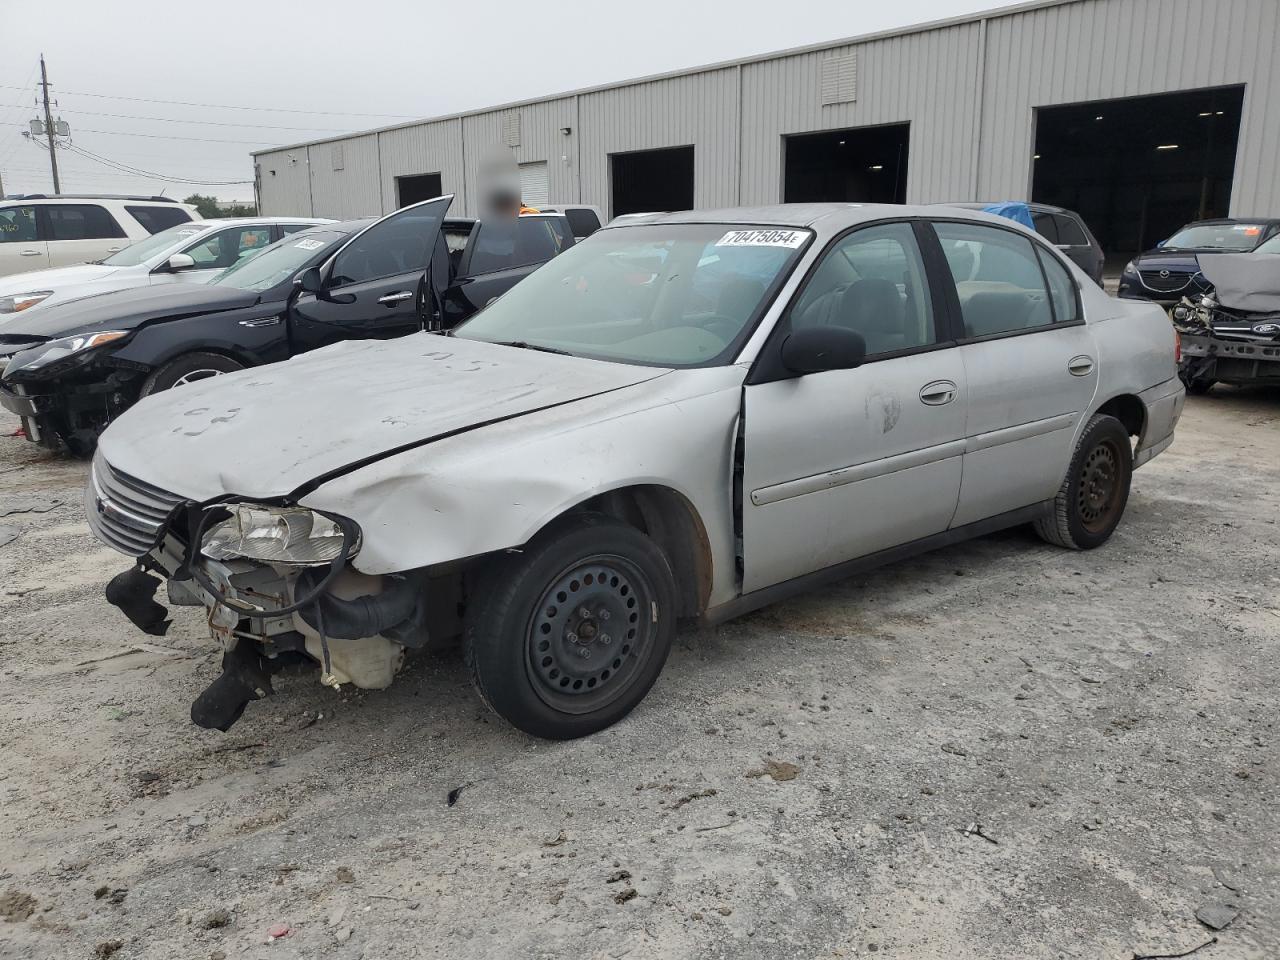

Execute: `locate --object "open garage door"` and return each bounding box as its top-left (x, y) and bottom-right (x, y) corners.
top-left (611, 146), bottom-right (694, 218)
top-left (784, 123), bottom-right (909, 204)
top-left (396, 173), bottom-right (443, 208)
top-left (1032, 86), bottom-right (1244, 264)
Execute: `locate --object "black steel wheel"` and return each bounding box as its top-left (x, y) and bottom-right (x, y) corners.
top-left (1035, 413), bottom-right (1133, 550)
top-left (465, 514), bottom-right (677, 739)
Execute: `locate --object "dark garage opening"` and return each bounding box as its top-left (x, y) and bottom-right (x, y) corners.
top-left (611, 146), bottom-right (694, 217)
top-left (1032, 86), bottom-right (1244, 264)
top-left (395, 172), bottom-right (443, 208)
top-left (784, 123), bottom-right (910, 204)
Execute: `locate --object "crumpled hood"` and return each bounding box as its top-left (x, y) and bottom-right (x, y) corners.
top-left (97, 334), bottom-right (671, 502)
top-left (1197, 253), bottom-right (1280, 314)
top-left (0, 263), bottom-right (121, 297)
top-left (0, 283), bottom-right (260, 341)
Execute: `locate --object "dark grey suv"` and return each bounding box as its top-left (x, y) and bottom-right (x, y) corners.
top-left (941, 202), bottom-right (1105, 286)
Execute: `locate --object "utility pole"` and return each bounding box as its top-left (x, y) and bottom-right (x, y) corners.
top-left (39, 54), bottom-right (60, 193)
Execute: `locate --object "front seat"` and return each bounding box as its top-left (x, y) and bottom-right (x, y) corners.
top-left (834, 278), bottom-right (905, 354)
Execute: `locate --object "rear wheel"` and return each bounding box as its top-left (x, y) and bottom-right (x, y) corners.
top-left (139, 352), bottom-right (244, 397)
top-left (464, 514), bottom-right (677, 739)
top-left (1034, 413), bottom-right (1133, 550)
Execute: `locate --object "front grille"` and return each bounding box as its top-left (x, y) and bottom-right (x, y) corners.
top-left (85, 451), bottom-right (187, 557)
top-left (1139, 270), bottom-right (1203, 294)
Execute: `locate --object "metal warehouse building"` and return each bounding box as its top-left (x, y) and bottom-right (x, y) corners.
top-left (253, 0), bottom-right (1280, 260)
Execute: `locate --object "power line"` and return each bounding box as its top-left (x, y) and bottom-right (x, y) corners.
top-left (62, 142), bottom-right (252, 185)
top-left (0, 83), bottom-right (417, 119)
top-left (5, 122), bottom-right (281, 145)
top-left (59, 107), bottom-right (353, 133)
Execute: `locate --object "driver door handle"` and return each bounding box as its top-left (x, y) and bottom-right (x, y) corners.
top-left (919, 380), bottom-right (957, 406)
top-left (20, 250), bottom-right (42, 256)
top-left (378, 291), bottom-right (414, 306)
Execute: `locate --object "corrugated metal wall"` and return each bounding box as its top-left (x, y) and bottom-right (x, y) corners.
top-left (377, 119), bottom-right (466, 215)
top-left (578, 68), bottom-right (741, 210)
top-left (978, 0), bottom-right (1280, 210)
top-left (254, 0), bottom-right (1279, 222)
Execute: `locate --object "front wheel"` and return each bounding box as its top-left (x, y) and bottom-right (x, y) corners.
top-left (464, 514), bottom-right (677, 739)
top-left (139, 352), bottom-right (245, 397)
top-left (1034, 413), bottom-right (1133, 550)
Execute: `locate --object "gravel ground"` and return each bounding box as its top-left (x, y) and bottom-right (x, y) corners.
top-left (0, 391), bottom-right (1276, 960)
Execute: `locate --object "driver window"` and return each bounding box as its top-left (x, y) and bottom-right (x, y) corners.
top-left (790, 222), bottom-right (935, 357)
top-left (330, 204), bottom-right (444, 287)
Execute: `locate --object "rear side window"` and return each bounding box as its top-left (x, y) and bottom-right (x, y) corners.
top-left (126, 205), bottom-right (193, 234)
top-left (44, 204), bottom-right (127, 241)
top-left (564, 208), bottom-right (601, 237)
top-left (1031, 212), bottom-right (1059, 244)
top-left (0, 206), bottom-right (38, 243)
top-left (1035, 247), bottom-right (1081, 325)
top-left (467, 217), bottom-right (572, 275)
top-left (1054, 214), bottom-right (1089, 246)
top-left (933, 221), bottom-right (1054, 338)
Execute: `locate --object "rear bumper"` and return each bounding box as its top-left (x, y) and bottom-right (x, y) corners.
top-left (1135, 375), bottom-right (1185, 469)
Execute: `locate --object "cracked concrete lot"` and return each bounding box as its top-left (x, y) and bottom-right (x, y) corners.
top-left (0, 392), bottom-right (1276, 959)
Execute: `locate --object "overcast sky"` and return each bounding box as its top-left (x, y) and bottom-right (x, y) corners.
top-left (2, 0), bottom-right (1022, 203)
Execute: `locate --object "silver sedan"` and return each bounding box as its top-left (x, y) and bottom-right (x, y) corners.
top-left (86, 203), bottom-right (1185, 738)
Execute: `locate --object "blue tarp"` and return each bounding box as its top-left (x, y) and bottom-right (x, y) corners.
top-left (981, 201), bottom-right (1035, 230)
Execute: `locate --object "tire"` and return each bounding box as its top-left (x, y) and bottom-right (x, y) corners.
top-left (1034, 413), bottom-right (1134, 550)
top-left (464, 513), bottom-right (677, 740)
top-left (139, 352), bottom-right (244, 397)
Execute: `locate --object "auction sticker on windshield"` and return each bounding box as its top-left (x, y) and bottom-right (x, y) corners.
top-left (294, 238), bottom-right (325, 251)
top-left (716, 229), bottom-right (808, 248)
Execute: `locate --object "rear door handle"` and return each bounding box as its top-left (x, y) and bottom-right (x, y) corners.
top-left (106, 246), bottom-right (124, 253)
top-left (20, 250), bottom-right (42, 257)
top-left (919, 380), bottom-right (958, 406)
top-left (377, 291), bottom-right (414, 306)
top-left (1068, 355), bottom-right (1095, 377)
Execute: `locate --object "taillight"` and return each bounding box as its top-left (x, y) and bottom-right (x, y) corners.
top-left (1174, 329), bottom-right (1182, 363)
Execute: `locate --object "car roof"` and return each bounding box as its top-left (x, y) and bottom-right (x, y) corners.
top-left (610, 203), bottom-right (1032, 233)
top-left (1179, 217), bottom-right (1280, 227)
top-left (937, 201), bottom-right (1077, 216)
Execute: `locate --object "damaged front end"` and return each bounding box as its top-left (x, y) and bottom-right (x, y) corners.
top-left (1171, 293), bottom-right (1280, 391)
top-left (1174, 254), bottom-right (1280, 391)
top-left (88, 453), bottom-right (448, 731)
top-left (0, 333), bottom-right (142, 454)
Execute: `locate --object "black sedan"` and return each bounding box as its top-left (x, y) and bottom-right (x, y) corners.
top-left (1117, 217), bottom-right (1280, 306)
top-left (0, 196), bottom-right (574, 453)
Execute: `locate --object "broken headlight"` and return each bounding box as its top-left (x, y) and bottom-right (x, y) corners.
top-left (0, 291), bottom-right (53, 314)
top-left (2, 330), bottom-right (129, 379)
top-left (201, 505), bottom-right (360, 566)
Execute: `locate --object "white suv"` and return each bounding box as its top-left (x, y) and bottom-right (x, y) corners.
top-left (0, 217), bottom-right (332, 317)
top-left (0, 194), bottom-right (203, 278)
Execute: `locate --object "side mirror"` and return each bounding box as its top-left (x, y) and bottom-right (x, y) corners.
top-left (780, 326), bottom-right (866, 375)
top-left (298, 266), bottom-right (324, 294)
top-left (167, 253), bottom-right (196, 272)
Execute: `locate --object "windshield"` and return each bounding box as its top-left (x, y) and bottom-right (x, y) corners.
top-left (213, 230), bottom-right (345, 292)
top-left (455, 223), bottom-right (811, 366)
top-left (101, 223), bottom-right (208, 266)
top-left (1164, 223), bottom-right (1268, 251)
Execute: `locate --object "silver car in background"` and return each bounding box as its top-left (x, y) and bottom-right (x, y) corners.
top-left (0, 217), bottom-right (331, 318)
top-left (85, 204), bottom-right (1184, 738)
